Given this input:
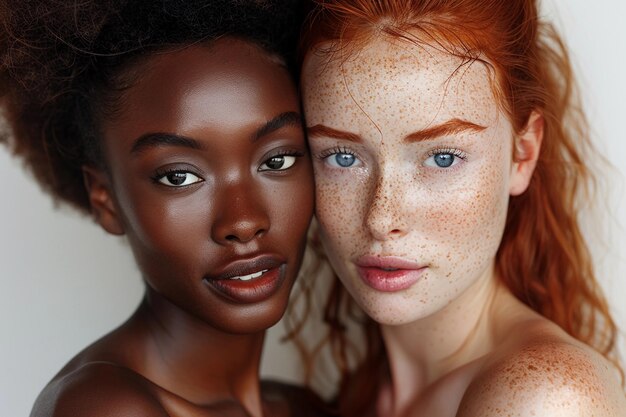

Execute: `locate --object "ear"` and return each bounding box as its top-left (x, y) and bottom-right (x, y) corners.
top-left (82, 166), bottom-right (125, 235)
top-left (509, 111), bottom-right (544, 196)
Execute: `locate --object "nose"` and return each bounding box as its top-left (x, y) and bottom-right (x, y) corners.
top-left (365, 170), bottom-right (409, 241)
top-left (211, 182), bottom-right (270, 245)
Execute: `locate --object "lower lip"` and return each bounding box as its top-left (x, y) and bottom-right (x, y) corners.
top-left (204, 265), bottom-right (286, 304)
top-left (357, 266), bottom-right (426, 292)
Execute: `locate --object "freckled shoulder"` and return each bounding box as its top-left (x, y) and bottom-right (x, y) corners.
top-left (457, 337), bottom-right (626, 417)
top-left (30, 362), bottom-right (169, 417)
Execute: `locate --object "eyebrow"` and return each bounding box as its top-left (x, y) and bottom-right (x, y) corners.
top-left (404, 118), bottom-right (486, 142)
top-left (306, 124), bottom-right (362, 142)
top-left (253, 111), bottom-right (302, 142)
top-left (306, 118), bottom-right (486, 143)
top-left (130, 111), bottom-right (302, 155)
top-left (131, 133), bottom-right (203, 155)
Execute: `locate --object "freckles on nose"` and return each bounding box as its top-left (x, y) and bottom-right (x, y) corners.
top-left (363, 169), bottom-right (412, 239)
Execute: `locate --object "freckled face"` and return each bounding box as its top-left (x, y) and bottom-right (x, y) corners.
top-left (302, 38), bottom-right (515, 325)
top-left (100, 40), bottom-right (314, 333)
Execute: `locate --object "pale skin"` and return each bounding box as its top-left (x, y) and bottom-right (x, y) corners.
top-left (302, 37), bottom-right (626, 416)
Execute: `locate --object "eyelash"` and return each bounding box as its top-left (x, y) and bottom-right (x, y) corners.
top-left (151, 167), bottom-right (201, 183)
top-left (315, 146), bottom-right (357, 160)
top-left (268, 149), bottom-right (305, 159)
top-left (315, 146), bottom-right (467, 161)
top-left (259, 149), bottom-right (306, 172)
top-left (150, 148), bottom-right (305, 182)
top-left (426, 147), bottom-right (468, 160)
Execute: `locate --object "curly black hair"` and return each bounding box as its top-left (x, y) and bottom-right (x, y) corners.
top-left (0, 0), bottom-right (300, 212)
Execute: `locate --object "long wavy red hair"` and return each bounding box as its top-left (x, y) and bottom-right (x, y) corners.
top-left (288, 0), bottom-right (624, 415)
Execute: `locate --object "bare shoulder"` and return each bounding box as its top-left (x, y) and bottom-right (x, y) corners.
top-left (30, 361), bottom-right (169, 417)
top-left (458, 326), bottom-right (626, 417)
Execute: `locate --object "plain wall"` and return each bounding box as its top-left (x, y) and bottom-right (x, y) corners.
top-left (1, 1), bottom-right (625, 415)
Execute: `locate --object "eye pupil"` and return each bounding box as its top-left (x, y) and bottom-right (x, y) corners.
top-left (167, 172), bottom-right (188, 185)
top-left (335, 153), bottom-right (355, 167)
top-left (266, 156), bottom-right (285, 170)
top-left (434, 154), bottom-right (454, 168)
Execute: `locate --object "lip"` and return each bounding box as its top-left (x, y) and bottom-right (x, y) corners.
top-left (203, 254), bottom-right (288, 304)
top-left (356, 255), bottom-right (427, 292)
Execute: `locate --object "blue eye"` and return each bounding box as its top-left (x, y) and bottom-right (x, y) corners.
top-left (319, 147), bottom-right (361, 168)
top-left (434, 154), bottom-right (454, 167)
top-left (334, 153), bottom-right (356, 167)
top-left (424, 149), bottom-right (466, 169)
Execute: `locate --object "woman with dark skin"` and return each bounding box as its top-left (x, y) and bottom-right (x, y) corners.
top-left (0, 1), bottom-right (323, 416)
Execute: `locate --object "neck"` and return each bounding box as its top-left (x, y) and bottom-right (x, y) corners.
top-left (132, 288), bottom-right (266, 415)
top-left (380, 266), bottom-right (507, 414)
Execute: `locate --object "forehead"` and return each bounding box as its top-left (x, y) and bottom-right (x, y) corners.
top-left (103, 39), bottom-right (297, 144)
top-left (302, 37), bottom-right (500, 133)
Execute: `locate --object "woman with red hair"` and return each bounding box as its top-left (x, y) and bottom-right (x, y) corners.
top-left (298, 0), bottom-right (626, 415)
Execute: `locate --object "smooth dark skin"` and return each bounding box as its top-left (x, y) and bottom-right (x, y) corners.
top-left (30, 38), bottom-right (315, 417)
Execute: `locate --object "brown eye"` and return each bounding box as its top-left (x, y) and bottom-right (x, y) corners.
top-left (157, 171), bottom-right (203, 187)
top-left (259, 155), bottom-right (297, 171)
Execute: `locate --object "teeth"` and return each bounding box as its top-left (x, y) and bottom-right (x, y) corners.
top-left (230, 269), bottom-right (268, 281)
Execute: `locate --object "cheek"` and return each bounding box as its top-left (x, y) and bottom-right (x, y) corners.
top-left (314, 166), bottom-right (370, 252)
top-left (268, 173), bottom-right (315, 247)
top-left (123, 192), bottom-right (211, 267)
top-left (419, 155), bottom-right (510, 272)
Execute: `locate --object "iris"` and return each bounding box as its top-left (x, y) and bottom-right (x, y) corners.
top-left (335, 153), bottom-right (355, 167)
top-left (434, 153), bottom-right (454, 168)
top-left (167, 172), bottom-right (189, 185)
top-left (265, 156), bottom-right (287, 170)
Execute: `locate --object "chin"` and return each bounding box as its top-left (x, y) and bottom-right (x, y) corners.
top-left (359, 299), bottom-right (430, 326)
top-left (214, 289), bottom-right (293, 335)
top-left (345, 282), bottom-right (448, 327)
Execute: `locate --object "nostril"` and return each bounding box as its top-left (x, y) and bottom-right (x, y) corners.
top-left (223, 227), bottom-right (266, 243)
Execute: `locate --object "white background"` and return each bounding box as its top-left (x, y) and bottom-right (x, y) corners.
top-left (1, 1), bottom-right (625, 415)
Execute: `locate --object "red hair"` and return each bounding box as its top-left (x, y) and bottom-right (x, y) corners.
top-left (291, 0), bottom-right (623, 414)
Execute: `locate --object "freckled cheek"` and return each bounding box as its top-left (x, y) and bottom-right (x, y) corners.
top-left (314, 167), bottom-right (370, 250)
top-left (418, 164), bottom-right (509, 257)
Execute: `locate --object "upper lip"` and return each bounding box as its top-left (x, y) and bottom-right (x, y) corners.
top-left (355, 255), bottom-right (426, 270)
top-left (207, 254), bottom-right (285, 280)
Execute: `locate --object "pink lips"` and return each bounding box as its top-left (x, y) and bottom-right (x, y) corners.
top-left (356, 255), bottom-right (427, 292)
